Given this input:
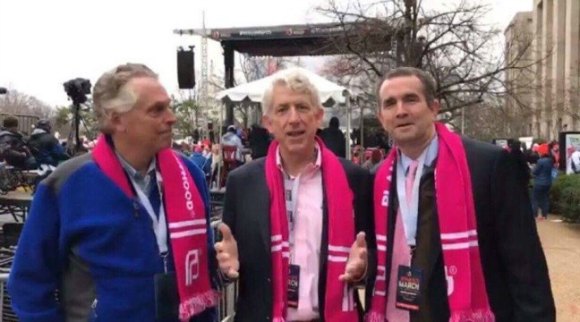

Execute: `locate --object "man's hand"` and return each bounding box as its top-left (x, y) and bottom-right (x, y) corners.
top-left (339, 231), bottom-right (368, 282)
top-left (215, 223), bottom-right (240, 279)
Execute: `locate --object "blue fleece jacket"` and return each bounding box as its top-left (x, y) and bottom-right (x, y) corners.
top-left (8, 153), bottom-right (217, 322)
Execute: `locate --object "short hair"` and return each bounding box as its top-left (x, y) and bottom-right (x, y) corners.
top-left (376, 67), bottom-right (438, 108)
top-left (329, 116), bottom-right (339, 128)
top-left (262, 68), bottom-right (321, 114)
top-left (2, 116), bottom-right (18, 129)
top-left (36, 119), bottom-right (51, 131)
top-left (92, 63), bottom-right (158, 134)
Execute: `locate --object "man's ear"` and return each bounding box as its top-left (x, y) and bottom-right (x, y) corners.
top-left (430, 99), bottom-right (441, 119)
top-left (315, 106), bottom-right (324, 128)
top-left (262, 114), bottom-right (273, 134)
top-left (110, 111), bottom-right (126, 133)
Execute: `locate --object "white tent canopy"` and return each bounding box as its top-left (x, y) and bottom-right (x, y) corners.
top-left (215, 67), bottom-right (350, 105)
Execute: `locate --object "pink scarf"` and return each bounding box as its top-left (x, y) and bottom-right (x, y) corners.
top-left (265, 138), bottom-right (359, 322)
top-left (367, 123), bottom-right (495, 322)
top-left (92, 135), bottom-right (218, 321)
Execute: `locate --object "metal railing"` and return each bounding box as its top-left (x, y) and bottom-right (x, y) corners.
top-left (211, 218), bottom-right (237, 322)
top-left (0, 273), bottom-right (17, 322)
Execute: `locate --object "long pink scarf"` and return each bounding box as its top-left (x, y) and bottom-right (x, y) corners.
top-left (265, 138), bottom-right (359, 322)
top-left (367, 123), bottom-right (495, 322)
top-left (92, 135), bottom-right (218, 321)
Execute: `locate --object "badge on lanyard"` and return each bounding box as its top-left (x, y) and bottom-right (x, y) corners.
top-left (395, 265), bottom-right (424, 311)
top-left (154, 272), bottom-right (179, 319)
top-left (287, 264), bottom-right (300, 308)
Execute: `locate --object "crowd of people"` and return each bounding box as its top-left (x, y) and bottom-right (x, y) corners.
top-left (6, 64), bottom-right (557, 322)
top-left (0, 116), bottom-right (70, 191)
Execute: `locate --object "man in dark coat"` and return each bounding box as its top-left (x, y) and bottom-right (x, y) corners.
top-left (368, 67), bottom-right (554, 322)
top-left (320, 117), bottom-right (346, 157)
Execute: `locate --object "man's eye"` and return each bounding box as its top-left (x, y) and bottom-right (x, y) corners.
top-left (383, 101), bottom-right (395, 109)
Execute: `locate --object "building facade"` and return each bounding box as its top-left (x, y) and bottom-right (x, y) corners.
top-left (505, 12), bottom-right (535, 138)
top-left (531, 0), bottom-right (579, 139)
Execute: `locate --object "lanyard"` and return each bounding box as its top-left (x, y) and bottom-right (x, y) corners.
top-left (284, 175), bottom-right (300, 262)
top-left (129, 170), bottom-right (168, 256)
top-left (396, 150), bottom-right (428, 247)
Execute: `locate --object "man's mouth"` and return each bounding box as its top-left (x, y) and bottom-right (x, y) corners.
top-left (396, 123), bottom-right (413, 129)
top-left (287, 130), bottom-right (306, 137)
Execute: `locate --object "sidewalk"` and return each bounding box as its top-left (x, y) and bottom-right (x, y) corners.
top-left (536, 217), bottom-right (580, 322)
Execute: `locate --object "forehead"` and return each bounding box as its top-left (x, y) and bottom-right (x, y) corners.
top-left (271, 83), bottom-right (315, 105)
top-left (129, 77), bottom-right (170, 106)
top-left (379, 75), bottom-right (425, 99)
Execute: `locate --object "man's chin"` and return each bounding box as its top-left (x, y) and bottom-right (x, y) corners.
top-left (281, 141), bottom-right (310, 155)
top-left (392, 132), bottom-right (418, 145)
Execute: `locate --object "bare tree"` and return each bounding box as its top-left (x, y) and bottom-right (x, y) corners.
top-left (239, 55), bottom-right (297, 83)
top-left (317, 0), bottom-right (539, 134)
top-left (0, 89), bottom-right (53, 119)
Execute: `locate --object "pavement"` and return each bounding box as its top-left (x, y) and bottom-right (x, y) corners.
top-left (536, 217), bottom-right (580, 322)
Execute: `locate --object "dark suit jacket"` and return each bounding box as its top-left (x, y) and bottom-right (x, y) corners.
top-left (371, 137), bottom-right (555, 322)
top-left (222, 157), bottom-right (376, 322)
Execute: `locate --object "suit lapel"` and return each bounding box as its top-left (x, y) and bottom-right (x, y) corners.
top-left (254, 161), bottom-right (273, 259)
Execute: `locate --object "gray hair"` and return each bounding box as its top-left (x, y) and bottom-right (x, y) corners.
top-left (92, 63), bottom-right (158, 134)
top-left (262, 68), bottom-right (321, 113)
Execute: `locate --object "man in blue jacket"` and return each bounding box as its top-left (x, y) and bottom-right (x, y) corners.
top-left (8, 63), bottom-right (218, 322)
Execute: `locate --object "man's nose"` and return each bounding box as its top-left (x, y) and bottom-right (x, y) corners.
top-left (166, 108), bottom-right (177, 125)
top-left (394, 102), bottom-right (408, 118)
top-left (288, 106), bottom-right (301, 123)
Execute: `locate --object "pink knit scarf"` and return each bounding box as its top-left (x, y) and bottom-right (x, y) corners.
top-left (367, 123), bottom-right (495, 322)
top-left (92, 135), bottom-right (218, 321)
top-left (265, 138), bottom-right (359, 322)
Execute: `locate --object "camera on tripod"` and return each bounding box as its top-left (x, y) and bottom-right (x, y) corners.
top-left (63, 78), bottom-right (91, 105)
top-left (63, 78), bottom-right (92, 154)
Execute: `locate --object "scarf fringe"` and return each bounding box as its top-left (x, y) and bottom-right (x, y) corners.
top-left (365, 311), bottom-right (386, 322)
top-left (178, 289), bottom-right (220, 321)
top-left (449, 309), bottom-right (495, 322)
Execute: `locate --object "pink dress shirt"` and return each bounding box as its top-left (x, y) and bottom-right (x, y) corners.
top-left (276, 146), bottom-right (323, 321)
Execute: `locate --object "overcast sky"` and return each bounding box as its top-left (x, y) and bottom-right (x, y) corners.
top-left (0, 0), bottom-right (532, 108)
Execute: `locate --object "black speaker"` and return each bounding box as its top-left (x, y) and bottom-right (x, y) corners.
top-left (177, 48), bottom-right (195, 89)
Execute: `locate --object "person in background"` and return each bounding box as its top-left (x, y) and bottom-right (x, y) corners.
top-left (361, 149), bottom-right (383, 171)
top-left (248, 123), bottom-right (271, 159)
top-left (221, 125), bottom-right (245, 165)
top-left (532, 144), bottom-right (554, 221)
top-left (190, 145), bottom-right (211, 181)
top-left (210, 144), bottom-right (222, 188)
top-left (0, 116), bottom-right (37, 170)
top-left (548, 141), bottom-right (560, 169)
top-left (569, 145), bottom-right (580, 174)
top-left (28, 119), bottom-right (70, 167)
top-left (320, 116), bottom-right (346, 158)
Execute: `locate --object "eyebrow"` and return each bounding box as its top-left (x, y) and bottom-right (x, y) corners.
top-left (383, 92), bottom-right (420, 104)
top-left (147, 99), bottom-right (170, 109)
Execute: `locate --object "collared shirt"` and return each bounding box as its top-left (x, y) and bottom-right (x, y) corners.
top-left (276, 144), bottom-right (323, 321)
top-left (116, 152), bottom-right (157, 196)
top-left (399, 136), bottom-right (438, 176)
top-left (397, 134), bottom-right (439, 246)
